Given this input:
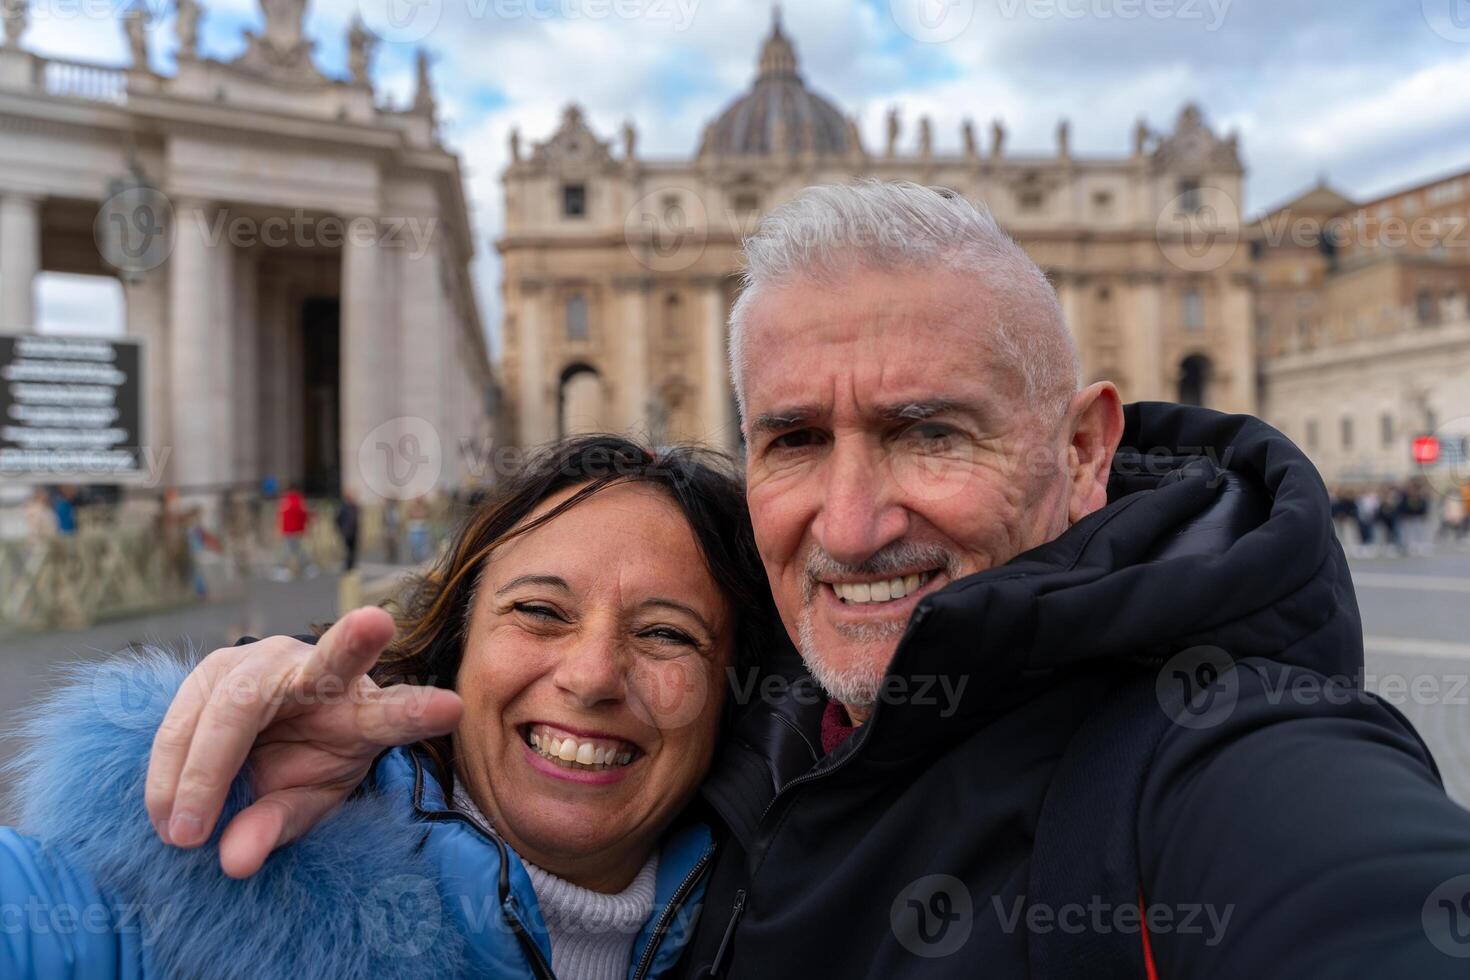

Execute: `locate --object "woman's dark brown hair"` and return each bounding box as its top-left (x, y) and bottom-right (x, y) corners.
top-left (372, 433), bottom-right (774, 796)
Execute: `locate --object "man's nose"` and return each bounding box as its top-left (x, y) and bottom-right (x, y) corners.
top-left (811, 439), bottom-right (909, 565)
top-left (552, 632), bottom-right (626, 709)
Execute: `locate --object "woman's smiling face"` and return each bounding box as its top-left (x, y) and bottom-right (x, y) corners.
top-left (454, 481), bottom-right (734, 892)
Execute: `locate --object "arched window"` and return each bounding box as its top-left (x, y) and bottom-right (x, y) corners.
top-left (1176, 354), bottom-right (1211, 407)
top-left (558, 364), bottom-right (605, 436)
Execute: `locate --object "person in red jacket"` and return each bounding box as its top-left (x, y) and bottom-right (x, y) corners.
top-left (276, 486), bottom-right (310, 579)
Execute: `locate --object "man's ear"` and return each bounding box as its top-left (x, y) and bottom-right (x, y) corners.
top-left (1065, 382), bottom-right (1124, 525)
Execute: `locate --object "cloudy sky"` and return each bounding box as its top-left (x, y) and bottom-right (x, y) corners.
top-left (23, 0), bottom-right (1470, 345)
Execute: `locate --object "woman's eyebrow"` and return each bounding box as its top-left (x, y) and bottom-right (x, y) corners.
top-left (642, 598), bottom-right (715, 637)
top-left (495, 574), bottom-right (571, 596)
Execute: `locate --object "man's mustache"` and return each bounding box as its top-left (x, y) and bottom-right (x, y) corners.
top-left (802, 542), bottom-right (964, 602)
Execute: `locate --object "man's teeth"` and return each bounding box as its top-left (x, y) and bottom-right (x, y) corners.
top-left (527, 727), bottom-right (635, 771)
top-left (832, 572), bottom-right (930, 605)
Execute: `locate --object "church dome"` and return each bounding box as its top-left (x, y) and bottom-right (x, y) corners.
top-left (701, 11), bottom-right (854, 158)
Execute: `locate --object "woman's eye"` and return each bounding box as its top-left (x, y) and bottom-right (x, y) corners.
top-left (639, 626), bottom-right (697, 647)
top-left (512, 602), bottom-right (564, 622)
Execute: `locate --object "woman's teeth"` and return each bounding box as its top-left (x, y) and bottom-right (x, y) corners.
top-left (832, 571), bottom-right (934, 605)
top-left (527, 727), bottom-right (635, 771)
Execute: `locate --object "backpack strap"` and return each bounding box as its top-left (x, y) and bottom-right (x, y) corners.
top-left (1026, 664), bottom-right (1202, 978)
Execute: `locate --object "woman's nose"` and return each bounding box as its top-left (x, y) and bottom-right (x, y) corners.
top-left (551, 633), bottom-right (626, 708)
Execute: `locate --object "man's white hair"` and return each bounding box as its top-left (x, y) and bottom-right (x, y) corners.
top-left (727, 179), bottom-right (1080, 422)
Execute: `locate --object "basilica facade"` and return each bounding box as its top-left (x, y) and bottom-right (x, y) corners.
top-left (498, 13), bottom-right (1255, 452)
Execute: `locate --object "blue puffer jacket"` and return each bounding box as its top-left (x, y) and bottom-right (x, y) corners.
top-left (0, 652), bottom-right (714, 979)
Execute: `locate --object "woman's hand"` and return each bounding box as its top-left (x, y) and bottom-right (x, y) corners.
top-left (144, 606), bottom-right (463, 878)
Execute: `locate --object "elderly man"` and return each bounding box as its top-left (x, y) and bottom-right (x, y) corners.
top-left (144, 182), bottom-right (1470, 976)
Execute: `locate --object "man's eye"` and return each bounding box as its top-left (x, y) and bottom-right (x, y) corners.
top-left (907, 422), bottom-right (958, 444)
top-left (770, 429), bottom-right (822, 451)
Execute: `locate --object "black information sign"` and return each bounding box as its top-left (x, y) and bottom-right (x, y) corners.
top-left (0, 334), bottom-right (143, 481)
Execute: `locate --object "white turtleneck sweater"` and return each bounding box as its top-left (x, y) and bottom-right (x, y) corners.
top-left (452, 784), bottom-right (659, 980)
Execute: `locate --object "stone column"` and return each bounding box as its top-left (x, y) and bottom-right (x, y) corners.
top-left (1220, 272), bottom-right (1256, 414)
top-left (1123, 275), bottom-right (1164, 402)
top-left (231, 247), bottom-right (259, 484)
top-left (340, 218), bottom-right (394, 499)
top-left (1054, 272), bottom-right (1085, 363)
top-left (699, 277), bottom-right (735, 451)
top-left (516, 281), bottom-right (549, 447)
top-left (616, 276), bottom-right (650, 437)
top-left (124, 270), bottom-right (169, 482)
top-left (0, 192), bottom-right (41, 332)
top-left (166, 200), bottom-right (230, 514)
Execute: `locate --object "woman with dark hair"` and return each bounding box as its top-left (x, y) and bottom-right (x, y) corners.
top-left (0, 435), bottom-right (776, 980)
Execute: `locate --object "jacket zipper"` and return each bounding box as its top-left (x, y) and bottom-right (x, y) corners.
top-left (408, 755), bottom-right (558, 979)
top-left (756, 605), bottom-right (931, 828)
top-left (630, 845), bottom-right (717, 980)
top-left (707, 888), bottom-right (746, 977)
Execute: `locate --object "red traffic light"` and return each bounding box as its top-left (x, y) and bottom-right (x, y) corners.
top-left (1412, 435), bottom-right (1441, 464)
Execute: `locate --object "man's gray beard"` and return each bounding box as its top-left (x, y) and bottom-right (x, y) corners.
top-left (796, 611), bottom-right (906, 709)
top-left (796, 539), bottom-right (963, 708)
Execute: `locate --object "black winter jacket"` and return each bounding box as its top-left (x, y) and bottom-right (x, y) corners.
top-left (680, 403), bottom-right (1470, 979)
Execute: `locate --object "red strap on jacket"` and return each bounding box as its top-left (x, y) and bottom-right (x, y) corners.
top-left (1140, 893), bottom-right (1159, 980)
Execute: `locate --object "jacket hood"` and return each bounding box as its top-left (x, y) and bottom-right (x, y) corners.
top-left (852, 401), bottom-right (1362, 760)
